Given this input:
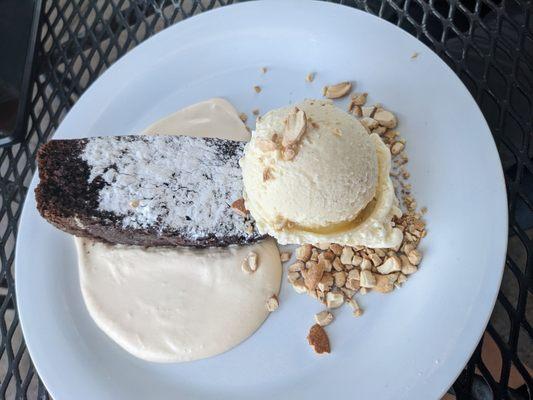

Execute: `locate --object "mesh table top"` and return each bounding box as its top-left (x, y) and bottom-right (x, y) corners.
top-left (0, 1), bottom-right (531, 399)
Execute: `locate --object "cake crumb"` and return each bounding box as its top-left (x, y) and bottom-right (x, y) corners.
top-left (306, 72), bottom-right (315, 82)
top-left (254, 85), bottom-right (262, 93)
top-left (260, 67), bottom-right (267, 74)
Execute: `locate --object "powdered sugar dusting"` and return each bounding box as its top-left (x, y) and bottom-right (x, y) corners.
top-left (81, 135), bottom-right (255, 240)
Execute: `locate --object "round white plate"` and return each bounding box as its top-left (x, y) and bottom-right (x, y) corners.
top-left (16, 1), bottom-right (507, 399)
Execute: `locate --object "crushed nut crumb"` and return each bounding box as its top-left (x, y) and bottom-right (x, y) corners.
top-left (310, 248), bottom-right (319, 262)
top-left (280, 252), bottom-right (291, 263)
top-left (351, 105), bottom-right (362, 117)
top-left (347, 297), bottom-right (363, 317)
top-left (323, 81), bottom-right (352, 99)
top-left (307, 324), bottom-right (330, 354)
top-left (391, 141), bottom-right (405, 155)
top-left (282, 108), bottom-right (307, 148)
top-left (281, 147), bottom-right (296, 161)
top-left (360, 117), bottom-right (379, 130)
top-left (316, 243), bottom-right (331, 250)
top-left (329, 243), bottom-right (343, 256)
top-left (255, 138), bottom-right (277, 152)
top-left (361, 106), bottom-right (376, 118)
top-left (374, 274), bottom-right (394, 293)
top-left (369, 253), bottom-right (383, 267)
top-left (326, 291), bottom-right (344, 308)
top-left (360, 270), bottom-right (376, 288)
top-left (315, 310), bottom-right (334, 326)
top-left (351, 92), bottom-right (368, 106)
top-left (317, 272), bottom-right (334, 292)
top-left (377, 256), bottom-right (402, 274)
top-left (407, 249), bottom-right (422, 265)
top-left (360, 258), bottom-right (372, 271)
top-left (296, 244), bottom-right (313, 262)
top-left (242, 252), bottom-right (258, 274)
top-left (303, 260), bottom-right (325, 290)
top-left (287, 271), bottom-right (300, 283)
top-left (340, 247), bottom-right (354, 265)
top-left (231, 198), bottom-right (248, 217)
top-left (292, 279), bottom-right (307, 294)
top-left (288, 261), bottom-right (303, 272)
top-left (266, 294), bottom-right (279, 312)
top-left (263, 167), bottom-right (274, 182)
top-left (374, 109), bottom-right (397, 128)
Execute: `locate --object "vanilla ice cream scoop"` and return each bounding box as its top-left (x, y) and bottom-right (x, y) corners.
top-left (240, 100), bottom-right (402, 248)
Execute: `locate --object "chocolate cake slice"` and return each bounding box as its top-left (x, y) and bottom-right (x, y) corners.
top-left (35, 135), bottom-right (263, 247)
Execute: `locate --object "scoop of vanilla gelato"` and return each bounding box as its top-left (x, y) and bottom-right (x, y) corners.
top-left (240, 100), bottom-right (402, 248)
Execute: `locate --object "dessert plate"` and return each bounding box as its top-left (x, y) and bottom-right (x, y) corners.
top-left (16, 1), bottom-right (507, 399)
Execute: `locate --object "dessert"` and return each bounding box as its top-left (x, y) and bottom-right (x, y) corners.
top-left (35, 70), bottom-right (426, 361)
top-left (71, 99), bottom-right (282, 363)
top-left (269, 88), bottom-right (426, 354)
top-left (36, 135), bottom-right (262, 247)
top-left (240, 99), bottom-right (403, 248)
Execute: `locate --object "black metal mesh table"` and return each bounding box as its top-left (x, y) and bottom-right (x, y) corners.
top-left (0, 1), bottom-right (531, 399)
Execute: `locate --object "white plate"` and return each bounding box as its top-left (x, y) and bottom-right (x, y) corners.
top-left (16, 1), bottom-right (507, 399)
